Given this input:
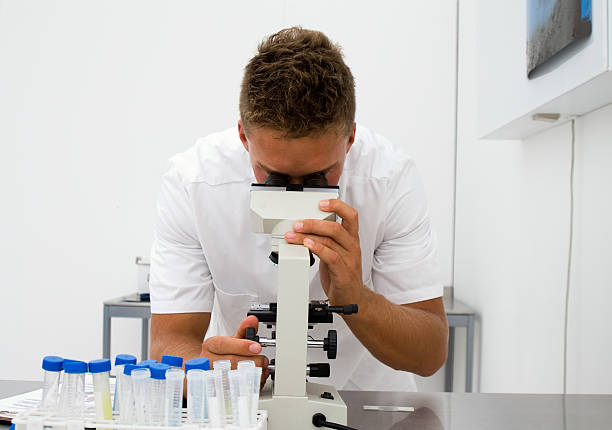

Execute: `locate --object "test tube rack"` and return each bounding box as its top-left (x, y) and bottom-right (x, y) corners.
top-left (12, 408), bottom-right (268, 430)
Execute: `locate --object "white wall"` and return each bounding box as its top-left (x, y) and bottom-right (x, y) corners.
top-left (0, 0), bottom-right (456, 385)
top-left (455, 0), bottom-right (612, 394)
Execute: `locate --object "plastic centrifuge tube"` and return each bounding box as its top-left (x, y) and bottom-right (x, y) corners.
top-left (237, 360), bottom-right (255, 370)
top-left (185, 358), bottom-right (210, 424)
top-left (165, 368), bottom-right (185, 427)
top-left (131, 367), bottom-right (151, 426)
top-left (58, 360), bottom-right (87, 418)
top-left (88, 359), bottom-right (113, 421)
top-left (205, 369), bottom-right (225, 428)
top-left (149, 363), bottom-right (171, 426)
top-left (250, 366), bottom-right (262, 425)
top-left (120, 364), bottom-right (146, 424)
top-left (228, 370), bottom-right (250, 427)
top-left (187, 369), bottom-right (206, 425)
top-left (112, 354), bottom-right (137, 412)
top-left (161, 355), bottom-right (183, 369)
top-left (137, 360), bottom-right (157, 367)
top-left (40, 356), bottom-right (63, 413)
top-left (212, 360), bottom-right (232, 421)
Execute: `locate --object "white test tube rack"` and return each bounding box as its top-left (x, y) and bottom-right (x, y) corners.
top-left (12, 408), bottom-right (268, 430)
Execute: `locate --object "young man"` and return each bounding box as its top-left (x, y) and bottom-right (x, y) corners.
top-left (149, 27), bottom-right (448, 391)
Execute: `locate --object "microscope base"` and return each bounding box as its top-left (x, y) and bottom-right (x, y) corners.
top-left (259, 381), bottom-right (347, 430)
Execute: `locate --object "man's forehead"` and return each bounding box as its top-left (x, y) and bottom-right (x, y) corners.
top-left (247, 129), bottom-right (346, 176)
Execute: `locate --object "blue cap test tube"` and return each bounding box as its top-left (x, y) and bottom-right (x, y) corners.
top-left (89, 359), bottom-right (112, 421)
top-left (161, 355), bottom-right (183, 368)
top-left (165, 368), bottom-right (185, 427)
top-left (40, 356), bottom-right (63, 413)
top-left (120, 364), bottom-right (147, 424)
top-left (185, 358), bottom-right (210, 424)
top-left (58, 360), bottom-right (87, 418)
top-left (113, 354), bottom-right (137, 412)
top-left (149, 363), bottom-right (171, 426)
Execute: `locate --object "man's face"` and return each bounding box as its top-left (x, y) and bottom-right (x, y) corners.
top-left (238, 121), bottom-right (356, 186)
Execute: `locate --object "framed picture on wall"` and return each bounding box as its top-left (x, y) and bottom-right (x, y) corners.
top-left (527, 0), bottom-right (592, 77)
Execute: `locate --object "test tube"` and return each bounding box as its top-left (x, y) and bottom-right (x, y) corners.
top-left (57, 360), bottom-right (87, 418)
top-left (187, 369), bottom-right (206, 424)
top-left (161, 355), bottom-right (184, 368)
top-left (205, 369), bottom-right (225, 428)
top-left (88, 359), bottom-right (113, 421)
top-left (165, 368), bottom-right (185, 427)
top-left (185, 358), bottom-right (210, 424)
top-left (237, 360), bottom-right (255, 370)
top-left (131, 368), bottom-right (151, 426)
top-left (149, 363), bottom-right (171, 426)
top-left (112, 354), bottom-right (137, 412)
top-left (40, 356), bottom-right (63, 413)
top-left (137, 360), bottom-right (157, 367)
top-left (212, 360), bottom-right (232, 421)
top-left (120, 364), bottom-right (146, 424)
top-left (250, 367), bottom-right (262, 425)
top-left (228, 370), bottom-right (250, 427)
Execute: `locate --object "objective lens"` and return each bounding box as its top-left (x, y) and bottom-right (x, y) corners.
top-left (264, 173), bottom-right (289, 187)
top-left (303, 172), bottom-right (328, 187)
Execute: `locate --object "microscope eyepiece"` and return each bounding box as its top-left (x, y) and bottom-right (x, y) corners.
top-left (263, 171), bottom-right (328, 187)
top-left (264, 173), bottom-right (290, 187)
top-left (303, 171), bottom-right (328, 187)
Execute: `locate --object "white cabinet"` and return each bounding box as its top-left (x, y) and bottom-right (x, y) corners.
top-left (478, 0), bottom-right (612, 140)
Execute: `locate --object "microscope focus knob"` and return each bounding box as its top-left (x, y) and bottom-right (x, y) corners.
top-left (308, 363), bottom-right (331, 378)
top-left (323, 330), bottom-right (337, 359)
top-left (245, 327), bottom-right (260, 343)
top-left (269, 251), bottom-right (316, 266)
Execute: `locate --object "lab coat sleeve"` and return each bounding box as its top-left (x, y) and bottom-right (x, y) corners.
top-left (371, 157), bottom-right (443, 305)
top-left (149, 158), bottom-right (214, 313)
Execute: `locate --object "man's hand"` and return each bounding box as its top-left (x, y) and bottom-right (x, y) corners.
top-left (284, 198), bottom-right (364, 306)
top-left (201, 315), bottom-right (269, 387)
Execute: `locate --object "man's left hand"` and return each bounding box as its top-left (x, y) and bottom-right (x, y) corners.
top-left (284, 199), bottom-right (364, 306)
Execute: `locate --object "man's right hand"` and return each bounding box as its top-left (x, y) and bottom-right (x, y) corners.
top-left (201, 315), bottom-right (269, 386)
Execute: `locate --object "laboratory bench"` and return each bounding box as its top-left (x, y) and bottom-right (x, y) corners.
top-left (103, 287), bottom-right (476, 392)
top-left (2, 380), bottom-right (611, 429)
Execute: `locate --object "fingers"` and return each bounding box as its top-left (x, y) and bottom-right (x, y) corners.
top-left (284, 231), bottom-right (345, 255)
top-left (303, 237), bottom-right (341, 268)
top-left (232, 315), bottom-right (259, 339)
top-left (291, 219), bottom-right (355, 252)
top-left (319, 199), bottom-right (359, 237)
top-left (206, 335), bottom-right (262, 356)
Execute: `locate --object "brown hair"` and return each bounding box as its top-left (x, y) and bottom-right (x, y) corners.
top-left (239, 27), bottom-right (355, 139)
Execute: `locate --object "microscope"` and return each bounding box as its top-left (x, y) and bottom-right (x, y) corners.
top-left (247, 172), bottom-right (358, 429)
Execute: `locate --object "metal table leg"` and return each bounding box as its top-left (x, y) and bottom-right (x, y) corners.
top-left (445, 326), bottom-right (455, 392)
top-left (141, 318), bottom-right (149, 361)
top-left (103, 304), bottom-right (111, 359)
top-left (465, 315), bottom-right (475, 392)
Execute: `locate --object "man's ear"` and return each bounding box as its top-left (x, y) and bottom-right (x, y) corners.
top-left (346, 122), bottom-right (357, 153)
top-left (238, 120), bottom-right (249, 152)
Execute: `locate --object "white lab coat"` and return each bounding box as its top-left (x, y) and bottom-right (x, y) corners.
top-left (149, 125), bottom-right (443, 391)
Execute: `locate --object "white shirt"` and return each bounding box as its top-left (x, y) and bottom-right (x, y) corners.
top-left (149, 125), bottom-right (442, 391)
